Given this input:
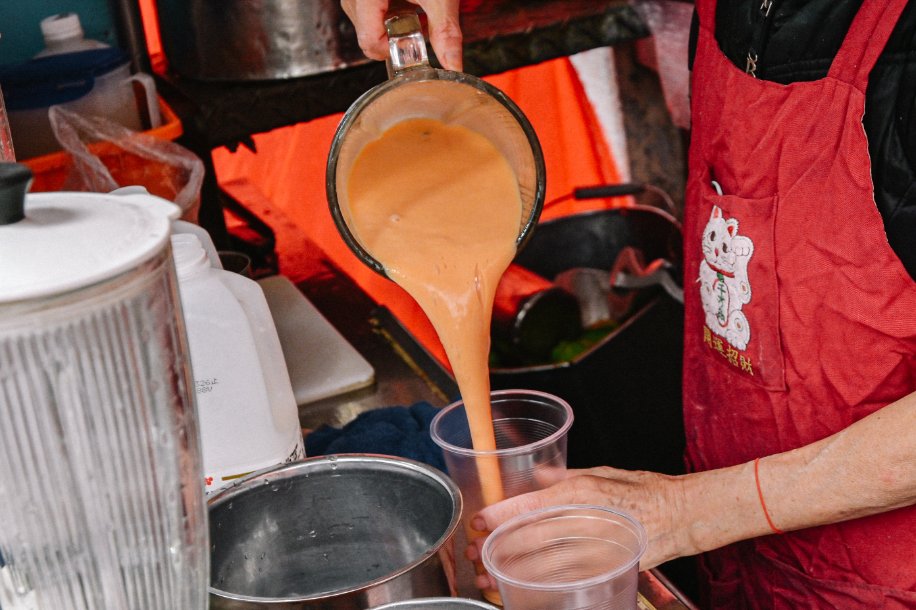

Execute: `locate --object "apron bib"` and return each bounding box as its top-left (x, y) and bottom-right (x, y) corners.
top-left (684, 0), bottom-right (916, 606)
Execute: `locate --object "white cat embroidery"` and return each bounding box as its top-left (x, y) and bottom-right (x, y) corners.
top-left (698, 206), bottom-right (754, 350)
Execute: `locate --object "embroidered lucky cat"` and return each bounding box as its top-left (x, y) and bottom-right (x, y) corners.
top-left (698, 206), bottom-right (754, 350)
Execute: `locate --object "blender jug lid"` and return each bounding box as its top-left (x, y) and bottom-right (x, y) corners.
top-left (0, 182), bottom-right (177, 303)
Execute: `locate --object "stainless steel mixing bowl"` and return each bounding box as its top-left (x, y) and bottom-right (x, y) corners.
top-left (155, 0), bottom-right (370, 80)
top-left (208, 455), bottom-right (463, 609)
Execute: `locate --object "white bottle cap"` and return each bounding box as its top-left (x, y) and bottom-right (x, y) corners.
top-left (171, 233), bottom-right (211, 279)
top-left (40, 13), bottom-right (84, 44)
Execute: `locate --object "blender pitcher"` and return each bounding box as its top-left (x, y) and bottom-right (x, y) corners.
top-left (0, 163), bottom-right (208, 610)
top-left (326, 11), bottom-right (546, 277)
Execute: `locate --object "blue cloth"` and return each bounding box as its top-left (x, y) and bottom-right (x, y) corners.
top-left (305, 402), bottom-right (446, 472)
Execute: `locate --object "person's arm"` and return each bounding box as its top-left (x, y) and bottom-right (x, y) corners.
top-left (341, 0), bottom-right (463, 71)
top-left (472, 389), bottom-right (916, 572)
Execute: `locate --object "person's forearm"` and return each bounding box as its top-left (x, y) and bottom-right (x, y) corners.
top-left (679, 390), bottom-right (916, 556)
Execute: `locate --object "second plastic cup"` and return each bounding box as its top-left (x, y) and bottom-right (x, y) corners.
top-left (429, 389), bottom-right (574, 604)
top-left (481, 505), bottom-right (648, 610)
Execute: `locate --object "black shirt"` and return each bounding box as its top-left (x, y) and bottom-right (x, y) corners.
top-left (690, 0), bottom-right (916, 279)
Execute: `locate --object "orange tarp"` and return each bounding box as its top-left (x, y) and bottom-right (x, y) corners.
top-left (213, 57), bottom-right (624, 367)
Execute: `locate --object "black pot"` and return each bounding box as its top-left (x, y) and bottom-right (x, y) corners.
top-left (490, 204), bottom-right (685, 474)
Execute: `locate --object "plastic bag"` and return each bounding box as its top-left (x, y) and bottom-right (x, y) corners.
top-left (48, 104), bottom-right (203, 222)
top-left (0, 86), bottom-right (15, 162)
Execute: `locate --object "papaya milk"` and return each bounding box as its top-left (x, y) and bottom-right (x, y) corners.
top-left (346, 117), bottom-right (523, 506)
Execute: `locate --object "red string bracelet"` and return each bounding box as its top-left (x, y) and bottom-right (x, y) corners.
top-left (754, 457), bottom-right (785, 535)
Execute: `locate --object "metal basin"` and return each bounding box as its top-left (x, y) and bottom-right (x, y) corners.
top-left (209, 455), bottom-right (462, 609)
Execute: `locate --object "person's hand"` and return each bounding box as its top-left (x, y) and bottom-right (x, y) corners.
top-left (466, 467), bottom-right (692, 590)
top-left (341, 0), bottom-right (463, 71)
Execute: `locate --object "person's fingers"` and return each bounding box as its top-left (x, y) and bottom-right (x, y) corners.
top-left (465, 541), bottom-right (479, 561)
top-left (474, 572), bottom-right (496, 591)
top-left (471, 471), bottom-right (625, 533)
top-left (471, 487), bottom-right (562, 533)
top-left (342, 0), bottom-right (463, 70)
top-left (564, 466), bottom-right (610, 479)
top-left (342, 0), bottom-right (390, 61)
top-left (413, 0), bottom-right (463, 70)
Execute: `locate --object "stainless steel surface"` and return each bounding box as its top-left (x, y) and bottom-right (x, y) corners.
top-left (369, 598), bottom-right (499, 609)
top-left (644, 570), bottom-right (700, 610)
top-left (208, 455), bottom-right (462, 609)
top-left (155, 0), bottom-right (370, 81)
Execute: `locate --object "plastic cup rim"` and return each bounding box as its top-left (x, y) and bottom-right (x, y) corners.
top-left (480, 504), bottom-right (649, 592)
top-left (429, 389), bottom-right (574, 458)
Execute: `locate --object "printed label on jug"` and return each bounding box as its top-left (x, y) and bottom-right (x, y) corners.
top-left (204, 435), bottom-right (304, 493)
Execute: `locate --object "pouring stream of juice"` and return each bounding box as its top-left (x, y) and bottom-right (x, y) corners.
top-left (347, 117), bottom-right (523, 508)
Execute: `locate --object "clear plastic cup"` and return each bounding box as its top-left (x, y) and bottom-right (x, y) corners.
top-left (429, 389), bottom-right (574, 604)
top-left (481, 505), bottom-right (648, 610)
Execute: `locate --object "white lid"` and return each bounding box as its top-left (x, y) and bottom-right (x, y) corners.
top-left (0, 191), bottom-right (177, 303)
top-left (40, 13), bottom-right (84, 43)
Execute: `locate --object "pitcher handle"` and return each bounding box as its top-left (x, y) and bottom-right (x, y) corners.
top-left (385, 12), bottom-right (431, 78)
top-left (128, 72), bottom-right (162, 130)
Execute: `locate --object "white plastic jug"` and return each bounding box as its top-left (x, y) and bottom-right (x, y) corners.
top-left (171, 234), bottom-right (304, 492)
top-left (34, 12), bottom-right (161, 137)
top-left (0, 12), bottom-right (161, 160)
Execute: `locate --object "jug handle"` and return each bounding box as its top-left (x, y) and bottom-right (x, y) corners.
top-left (385, 12), bottom-right (432, 78)
top-left (220, 272), bottom-right (301, 435)
top-left (128, 72), bottom-right (162, 130)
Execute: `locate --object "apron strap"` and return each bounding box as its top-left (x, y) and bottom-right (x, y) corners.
top-left (828, 0), bottom-right (909, 88)
top-left (694, 0), bottom-right (717, 31)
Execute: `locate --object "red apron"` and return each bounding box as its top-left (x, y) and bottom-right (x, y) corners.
top-left (684, 0), bottom-right (916, 606)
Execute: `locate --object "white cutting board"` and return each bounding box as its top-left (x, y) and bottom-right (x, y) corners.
top-left (258, 275), bottom-right (375, 405)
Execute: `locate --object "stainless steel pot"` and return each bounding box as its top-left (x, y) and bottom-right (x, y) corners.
top-left (208, 455), bottom-right (463, 609)
top-left (155, 0), bottom-right (371, 81)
